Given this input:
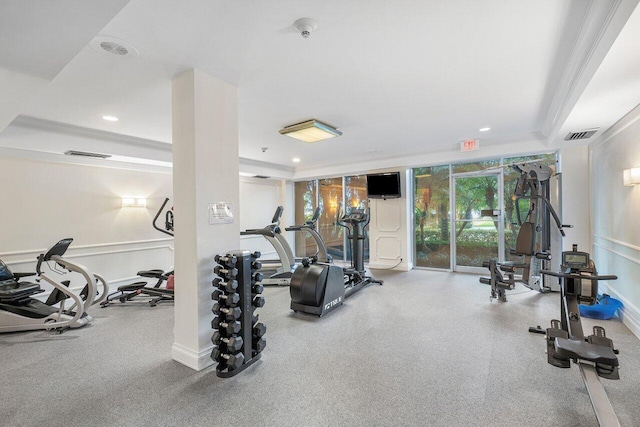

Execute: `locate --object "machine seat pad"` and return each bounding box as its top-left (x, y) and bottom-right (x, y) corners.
top-left (118, 281), bottom-right (148, 292)
top-left (137, 269), bottom-right (165, 279)
top-left (554, 338), bottom-right (618, 366)
top-left (0, 280), bottom-right (41, 299)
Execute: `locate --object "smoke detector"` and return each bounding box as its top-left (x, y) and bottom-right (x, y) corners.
top-left (293, 18), bottom-right (318, 38)
top-left (89, 36), bottom-right (139, 59)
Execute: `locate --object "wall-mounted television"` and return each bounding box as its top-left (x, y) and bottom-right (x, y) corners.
top-left (366, 172), bottom-right (401, 199)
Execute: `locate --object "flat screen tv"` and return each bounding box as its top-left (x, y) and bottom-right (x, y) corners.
top-left (366, 172), bottom-right (401, 199)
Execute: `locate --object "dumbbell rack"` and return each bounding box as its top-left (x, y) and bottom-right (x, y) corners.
top-left (211, 250), bottom-right (265, 378)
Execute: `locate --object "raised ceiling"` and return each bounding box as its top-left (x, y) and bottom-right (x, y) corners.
top-left (3, 0), bottom-right (640, 173)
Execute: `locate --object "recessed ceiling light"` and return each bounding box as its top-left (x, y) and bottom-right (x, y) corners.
top-left (102, 115), bottom-right (119, 122)
top-left (89, 36), bottom-right (139, 59)
top-left (292, 158), bottom-right (301, 163)
top-left (479, 127), bottom-right (491, 132)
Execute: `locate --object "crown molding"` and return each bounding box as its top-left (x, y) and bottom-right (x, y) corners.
top-left (540, 0), bottom-right (639, 142)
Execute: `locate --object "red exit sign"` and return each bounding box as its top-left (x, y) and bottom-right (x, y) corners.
top-left (461, 139), bottom-right (479, 152)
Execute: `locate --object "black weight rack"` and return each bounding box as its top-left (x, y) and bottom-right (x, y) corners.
top-left (211, 250), bottom-right (266, 378)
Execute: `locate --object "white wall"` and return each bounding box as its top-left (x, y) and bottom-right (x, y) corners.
top-left (559, 145), bottom-right (591, 252)
top-left (0, 154), bottom-right (173, 294)
top-left (238, 177), bottom-right (290, 260)
top-left (590, 104), bottom-right (640, 338)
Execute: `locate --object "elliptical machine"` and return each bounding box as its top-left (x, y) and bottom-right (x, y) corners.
top-left (0, 238), bottom-right (108, 333)
top-left (289, 208), bottom-right (382, 316)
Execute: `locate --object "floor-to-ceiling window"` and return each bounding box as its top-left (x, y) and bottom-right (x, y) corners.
top-left (345, 175), bottom-right (369, 262)
top-left (293, 175), bottom-right (371, 263)
top-left (413, 152), bottom-right (558, 270)
top-left (414, 166), bottom-right (451, 268)
top-left (294, 180), bottom-right (318, 258)
top-left (318, 178), bottom-right (344, 261)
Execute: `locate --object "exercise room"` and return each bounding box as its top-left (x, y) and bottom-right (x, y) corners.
top-left (2, 1), bottom-right (640, 426)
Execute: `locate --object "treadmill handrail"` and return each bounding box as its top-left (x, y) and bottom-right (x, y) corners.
top-left (241, 228), bottom-right (276, 238)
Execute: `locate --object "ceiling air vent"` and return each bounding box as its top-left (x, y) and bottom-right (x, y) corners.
top-left (255, 175), bottom-right (271, 179)
top-left (64, 150), bottom-right (111, 159)
top-left (564, 128), bottom-right (599, 141)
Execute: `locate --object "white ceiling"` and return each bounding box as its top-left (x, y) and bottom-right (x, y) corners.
top-left (3, 0), bottom-right (640, 172)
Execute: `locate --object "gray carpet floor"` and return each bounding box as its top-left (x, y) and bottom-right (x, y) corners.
top-left (1, 269), bottom-right (639, 427)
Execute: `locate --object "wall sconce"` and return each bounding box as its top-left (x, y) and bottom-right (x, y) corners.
top-left (122, 197), bottom-right (147, 208)
top-left (623, 167), bottom-right (640, 186)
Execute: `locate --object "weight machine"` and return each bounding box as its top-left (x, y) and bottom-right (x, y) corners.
top-left (480, 162), bottom-right (569, 301)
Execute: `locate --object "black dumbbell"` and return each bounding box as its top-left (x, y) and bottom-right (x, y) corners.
top-left (214, 254), bottom-right (237, 267)
top-left (211, 331), bottom-right (244, 352)
top-left (252, 272), bottom-right (264, 283)
top-left (212, 278), bottom-right (238, 293)
top-left (251, 251), bottom-right (261, 259)
top-left (253, 337), bottom-right (266, 353)
top-left (214, 265), bottom-right (238, 277)
top-left (211, 290), bottom-right (240, 306)
top-left (212, 303), bottom-right (241, 320)
top-left (252, 284), bottom-right (264, 294)
top-left (211, 318), bottom-right (241, 334)
top-left (253, 322), bottom-right (266, 338)
top-left (251, 261), bottom-right (262, 270)
top-left (211, 347), bottom-right (245, 370)
top-left (252, 296), bottom-right (265, 308)
top-left (252, 314), bottom-right (259, 326)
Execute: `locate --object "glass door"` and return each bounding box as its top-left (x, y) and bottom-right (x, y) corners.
top-left (451, 173), bottom-right (504, 273)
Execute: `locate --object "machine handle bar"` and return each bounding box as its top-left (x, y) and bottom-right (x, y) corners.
top-left (541, 270), bottom-right (617, 281)
top-left (153, 198), bottom-right (174, 237)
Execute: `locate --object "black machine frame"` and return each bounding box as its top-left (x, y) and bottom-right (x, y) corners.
top-left (480, 161), bottom-right (569, 301)
top-left (534, 245), bottom-right (621, 427)
top-left (289, 208), bottom-right (382, 317)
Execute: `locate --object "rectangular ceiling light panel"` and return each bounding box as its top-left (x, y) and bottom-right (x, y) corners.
top-left (279, 120), bottom-right (342, 143)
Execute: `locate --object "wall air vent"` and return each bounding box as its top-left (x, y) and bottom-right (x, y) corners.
top-left (564, 128), bottom-right (599, 141)
top-left (64, 150), bottom-right (112, 159)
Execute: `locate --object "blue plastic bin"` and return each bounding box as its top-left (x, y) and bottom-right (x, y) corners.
top-left (579, 294), bottom-right (622, 320)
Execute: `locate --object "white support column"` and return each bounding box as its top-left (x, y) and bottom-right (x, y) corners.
top-left (171, 69), bottom-right (240, 371)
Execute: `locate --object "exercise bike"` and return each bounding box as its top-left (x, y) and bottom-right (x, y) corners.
top-left (289, 208), bottom-right (382, 316)
top-left (532, 245), bottom-right (621, 427)
top-left (0, 238), bottom-right (108, 333)
top-left (101, 197), bottom-right (174, 307)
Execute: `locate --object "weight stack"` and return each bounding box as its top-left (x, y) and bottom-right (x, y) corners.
top-left (211, 250), bottom-right (265, 378)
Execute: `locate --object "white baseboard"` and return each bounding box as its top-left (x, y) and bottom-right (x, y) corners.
top-left (171, 342), bottom-right (215, 371)
top-left (368, 260), bottom-right (412, 272)
top-left (599, 283), bottom-right (640, 340)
